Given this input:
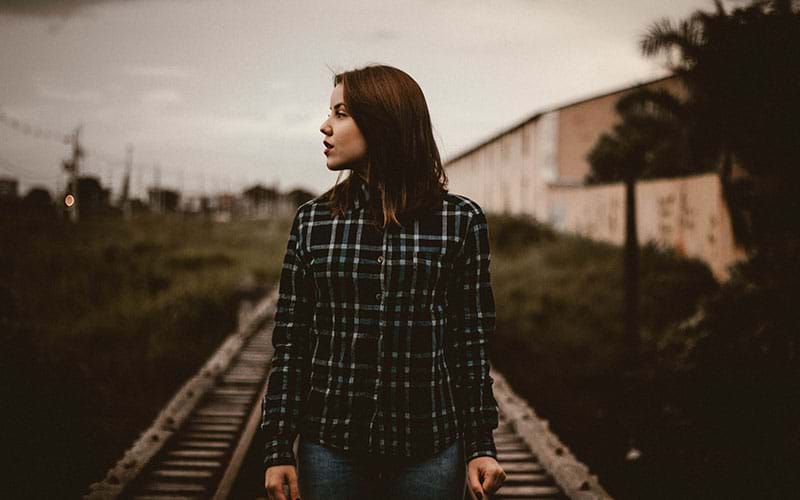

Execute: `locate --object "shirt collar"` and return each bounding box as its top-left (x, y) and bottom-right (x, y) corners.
top-left (353, 175), bottom-right (370, 210)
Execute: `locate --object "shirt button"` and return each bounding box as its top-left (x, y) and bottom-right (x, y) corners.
top-left (375, 292), bottom-right (382, 301)
top-left (377, 255), bottom-right (384, 263)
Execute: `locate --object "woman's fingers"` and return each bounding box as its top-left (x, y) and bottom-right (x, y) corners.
top-left (265, 465), bottom-right (298, 500)
top-left (467, 462), bottom-right (485, 499)
top-left (467, 456), bottom-right (507, 498)
top-left (481, 464), bottom-right (507, 495)
top-left (288, 468), bottom-right (300, 500)
top-left (265, 469), bottom-right (284, 500)
top-left (264, 469), bottom-right (275, 500)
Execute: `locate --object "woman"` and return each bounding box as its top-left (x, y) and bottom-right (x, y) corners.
top-left (262, 64), bottom-right (506, 500)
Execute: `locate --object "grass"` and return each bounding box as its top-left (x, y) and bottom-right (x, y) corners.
top-left (0, 213), bottom-right (293, 500)
top-left (485, 213), bottom-right (721, 500)
top-left (2, 210), bottom-right (771, 499)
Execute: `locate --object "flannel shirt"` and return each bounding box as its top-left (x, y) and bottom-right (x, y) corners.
top-left (261, 176), bottom-right (498, 469)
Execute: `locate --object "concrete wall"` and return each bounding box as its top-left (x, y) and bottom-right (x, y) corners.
top-left (557, 77), bottom-right (686, 184)
top-left (445, 76), bottom-right (744, 280)
top-left (548, 173), bottom-right (745, 280)
top-left (446, 77), bottom-right (687, 219)
top-left (446, 118), bottom-right (549, 220)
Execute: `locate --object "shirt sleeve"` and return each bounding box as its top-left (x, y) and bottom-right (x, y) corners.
top-left (261, 208), bottom-right (315, 469)
top-left (449, 206), bottom-right (499, 462)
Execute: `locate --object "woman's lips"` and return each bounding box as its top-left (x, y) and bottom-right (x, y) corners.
top-left (323, 141), bottom-right (334, 155)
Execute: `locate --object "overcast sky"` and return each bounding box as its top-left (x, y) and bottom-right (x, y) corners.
top-left (0, 0), bottom-right (715, 200)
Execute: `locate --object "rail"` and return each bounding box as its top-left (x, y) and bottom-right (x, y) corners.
top-left (85, 287), bottom-right (277, 499)
top-left (85, 284), bottom-right (612, 499)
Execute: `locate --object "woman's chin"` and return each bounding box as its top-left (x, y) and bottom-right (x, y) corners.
top-left (326, 163), bottom-right (357, 173)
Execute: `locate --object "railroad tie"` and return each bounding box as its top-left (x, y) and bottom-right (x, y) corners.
top-left (87, 286), bottom-right (611, 500)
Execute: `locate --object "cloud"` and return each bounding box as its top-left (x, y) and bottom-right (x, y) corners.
top-left (120, 64), bottom-right (195, 79)
top-left (35, 83), bottom-right (105, 103)
top-left (0, 0), bottom-right (175, 18)
top-left (358, 29), bottom-right (401, 43)
top-left (140, 88), bottom-right (183, 105)
top-left (0, 0), bottom-right (111, 18)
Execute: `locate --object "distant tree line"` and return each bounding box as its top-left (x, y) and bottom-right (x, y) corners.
top-left (0, 176), bottom-right (317, 221)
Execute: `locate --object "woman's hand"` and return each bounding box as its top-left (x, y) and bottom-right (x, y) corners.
top-left (467, 456), bottom-right (506, 499)
top-left (264, 464), bottom-right (300, 500)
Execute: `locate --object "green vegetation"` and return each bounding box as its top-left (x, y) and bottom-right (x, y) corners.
top-left (0, 213), bottom-right (292, 500)
top-left (2, 209), bottom-right (795, 499)
top-left (487, 214), bottom-right (714, 498)
top-left (591, 0), bottom-right (800, 254)
top-left (487, 213), bottom-right (799, 499)
top-left (576, 4), bottom-right (800, 494)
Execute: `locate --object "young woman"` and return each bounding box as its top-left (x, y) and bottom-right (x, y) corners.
top-left (262, 64), bottom-right (506, 500)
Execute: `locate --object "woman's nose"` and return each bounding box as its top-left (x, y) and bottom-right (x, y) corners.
top-left (320, 119), bottom-right (331, 135)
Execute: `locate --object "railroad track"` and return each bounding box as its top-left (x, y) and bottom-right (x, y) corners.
top-left (86, 286), bottom-right (611, 500)
top-left (85, 288), bottom-right (278, 500)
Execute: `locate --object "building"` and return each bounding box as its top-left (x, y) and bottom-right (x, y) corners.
top-left (444, 76), bottom-right (744, 280)
top-left (147, 187), bottom-right (180, 213)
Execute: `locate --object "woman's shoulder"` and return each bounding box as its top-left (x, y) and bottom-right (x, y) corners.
top-left (289, 198), bottom-right (324, 232)
top-left (294, 191), bottom-right (334, 217)
top-left (441, 190), bottom-right (486, 219)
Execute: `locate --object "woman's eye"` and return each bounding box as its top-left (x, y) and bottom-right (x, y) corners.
top-left (336, 112), bottom-right (347, 118)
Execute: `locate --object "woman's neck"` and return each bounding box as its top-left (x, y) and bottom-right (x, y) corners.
top-left (353, 167), bottom-right (368, 183)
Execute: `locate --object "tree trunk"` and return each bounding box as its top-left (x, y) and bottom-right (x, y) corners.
top-left (624, 175), bottom-right (640, 362)
top-left (719, 148), bottom-right (752, 250)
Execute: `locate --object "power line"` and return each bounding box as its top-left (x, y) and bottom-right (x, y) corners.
top-left (1, 107), bottom-right (260, 198)
top-left (0, 106), bottom-right (73, 145)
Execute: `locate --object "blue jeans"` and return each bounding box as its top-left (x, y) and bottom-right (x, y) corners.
top-left (297, 435), bottom-right (466, 500)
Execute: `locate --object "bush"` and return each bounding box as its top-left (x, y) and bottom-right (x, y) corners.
top-left (487, 213), bottom-right (556, 255)
top-left (653, 246), bottom-right (800, 499)
top-left (0, 214), bottom-right (290, 499)
top-left (488, 219), bottom-right (721, 499)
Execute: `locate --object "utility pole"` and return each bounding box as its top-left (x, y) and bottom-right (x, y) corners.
top-left (120, 144), bottom-right (133, 219)
top-left (62, 125), bottom-right (84, 223)
top-left (55, 175), bottom-right (63, 220)
top-left (107, 166), bottom-right (114, 200)
top-left (154, 163), bottom-right (161, 214)
top-left (135, 163), bottom-right (142, 204)
top-left (178, 167), bottom-right (185, 219)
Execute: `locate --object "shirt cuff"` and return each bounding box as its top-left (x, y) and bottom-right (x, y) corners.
top-left (263, 438), bottom-right (297, 469)
top-left (464, 428), bottom-right (497, 462)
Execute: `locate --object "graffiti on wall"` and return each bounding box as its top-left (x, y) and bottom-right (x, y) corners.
top-left (549, 174), bottom-right (743, 280)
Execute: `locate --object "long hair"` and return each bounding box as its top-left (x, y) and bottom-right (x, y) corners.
top-left (324, 64), bottom-right (448, 229)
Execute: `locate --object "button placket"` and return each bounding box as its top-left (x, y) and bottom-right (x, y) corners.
top-left (368, 231), bottom-right (389, 451)
top-left (375, 255), bottom-right (384, 302)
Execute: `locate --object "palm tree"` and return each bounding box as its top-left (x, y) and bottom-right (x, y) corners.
top-left (640, 0), bottom-right (800, 256)
top-left (587, 96), bottom-right (683, 359)
top-left (586, 87), bottom-right (695, 184)
top-left (587, 0), bottom-right (800, 360)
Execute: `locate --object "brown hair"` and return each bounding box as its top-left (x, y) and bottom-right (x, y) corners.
top-left (323, 64), bottom-right (448, 229)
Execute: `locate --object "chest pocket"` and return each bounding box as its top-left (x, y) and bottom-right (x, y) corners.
top-left (309, 254), bottom-right (358, 303)
top-left (409, 251), bottom-right (450, 307)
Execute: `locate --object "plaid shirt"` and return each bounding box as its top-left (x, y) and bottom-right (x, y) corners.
top-left (261, 176), bottom-right (498, 469)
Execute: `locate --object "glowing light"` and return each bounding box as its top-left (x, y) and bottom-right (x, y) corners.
top-left (65, 194), bottom-right (75, 207)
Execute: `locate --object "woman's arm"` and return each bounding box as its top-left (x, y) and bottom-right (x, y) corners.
top-left (450, 205), bottom-right (500, 462)
top-left (261, 208), bottom-right (315, 469)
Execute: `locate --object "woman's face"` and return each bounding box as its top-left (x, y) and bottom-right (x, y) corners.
top-left (320, 84), bottom-right (368, 174)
